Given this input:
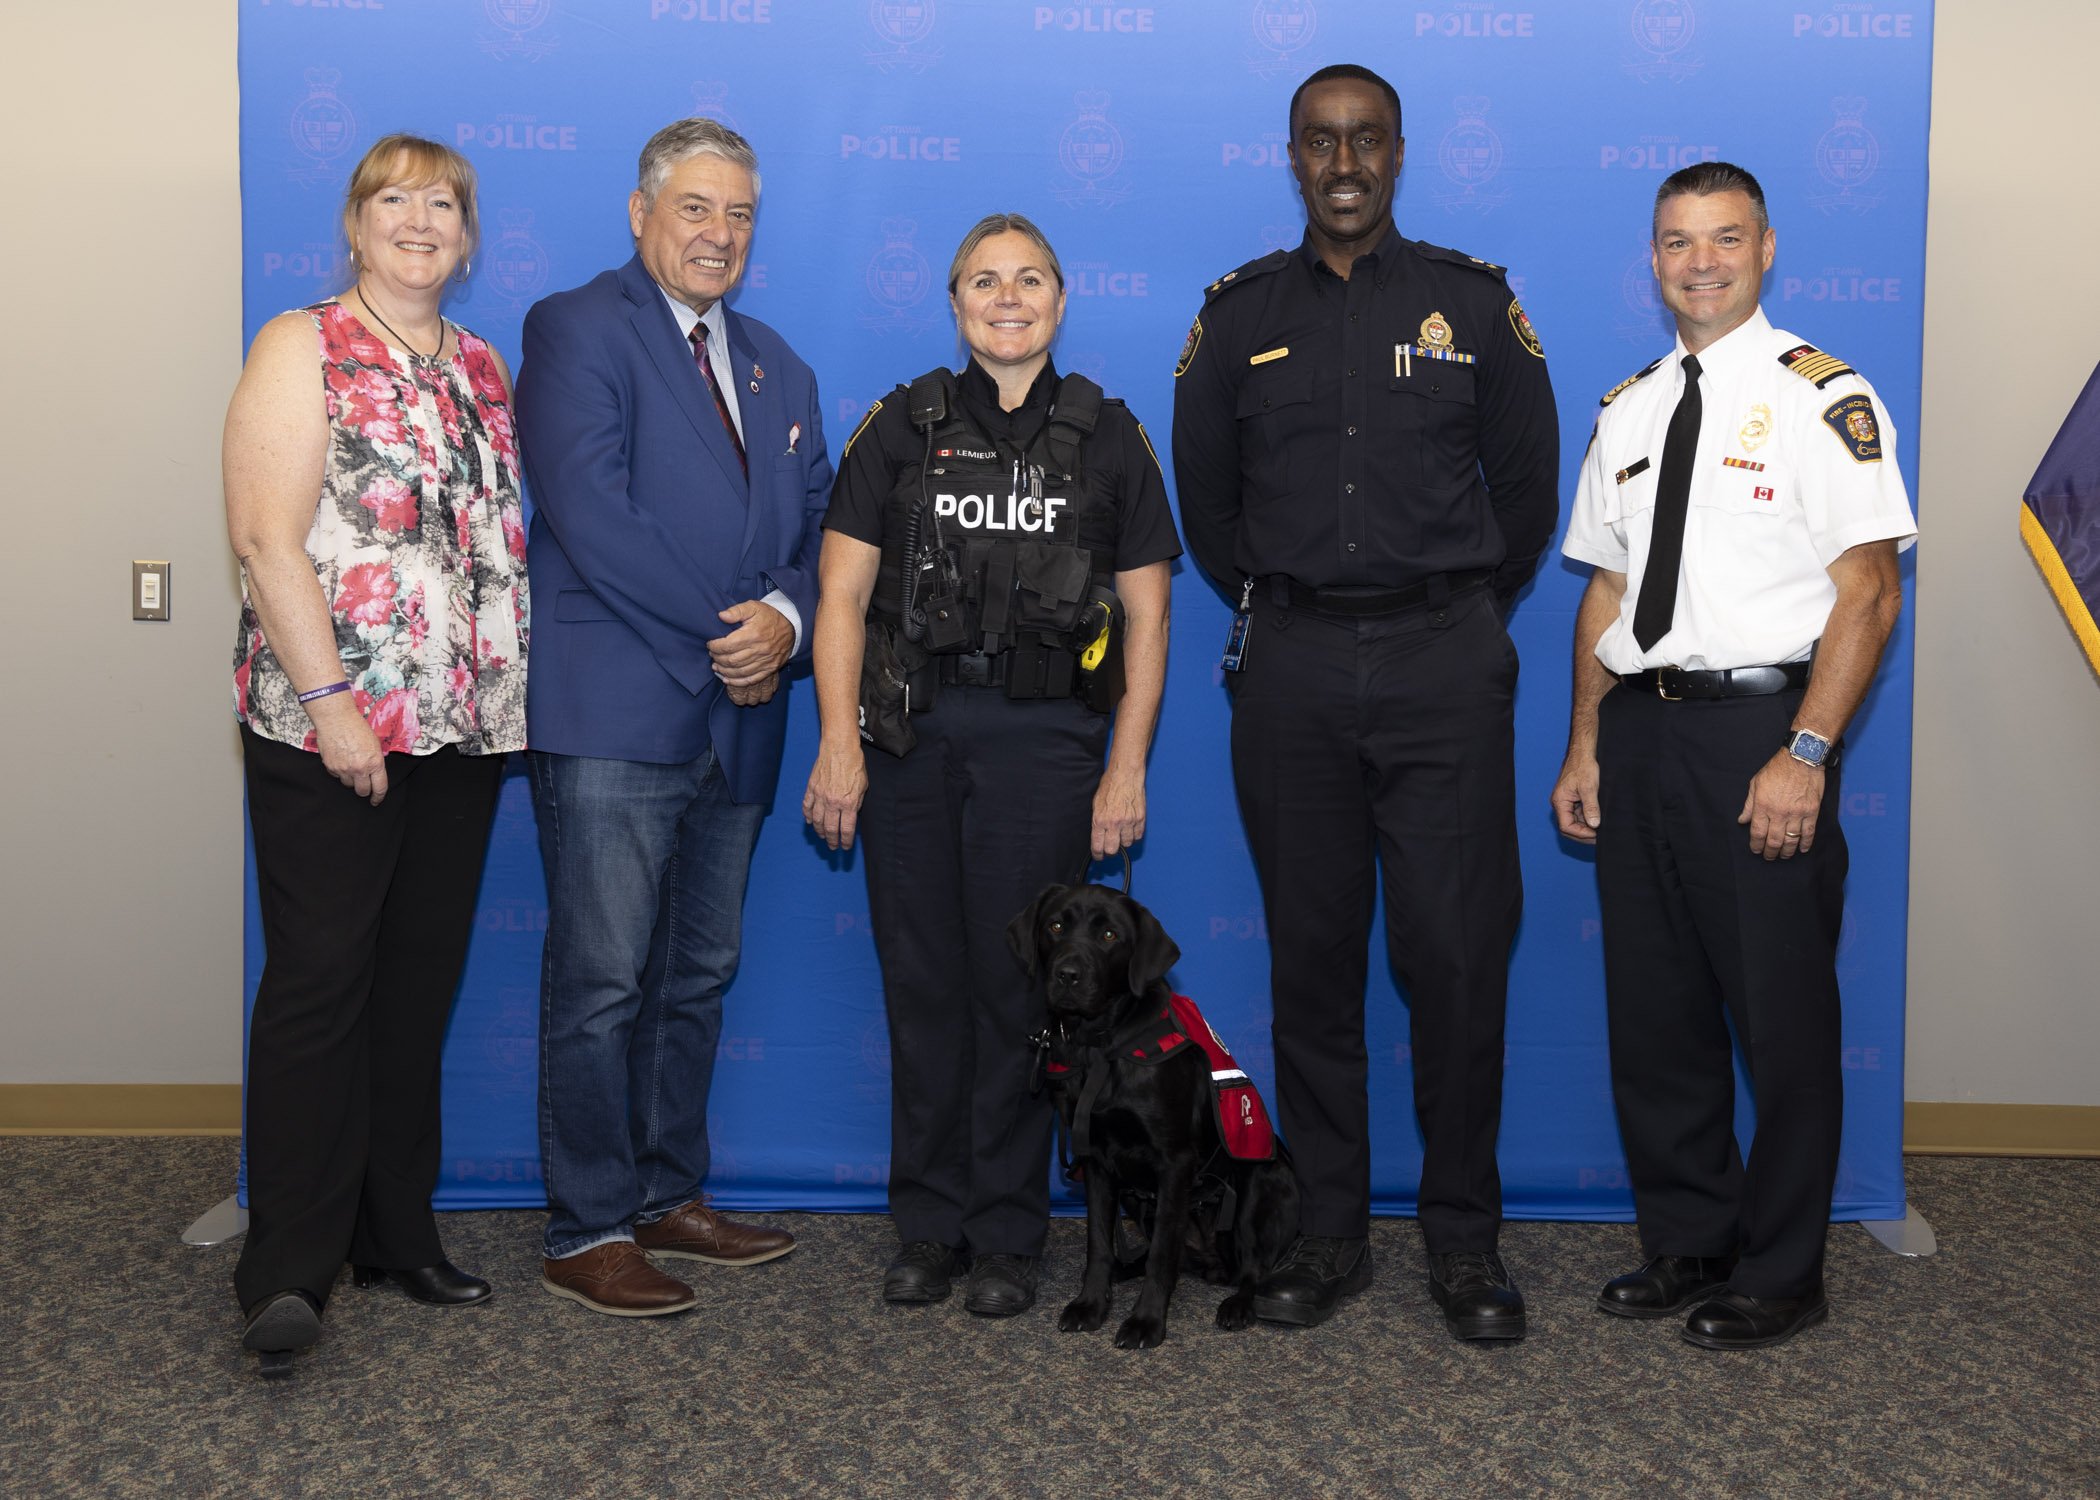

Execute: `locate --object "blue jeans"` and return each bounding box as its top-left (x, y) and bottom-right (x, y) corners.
top-left (531, 747), bottom-right (765, 1259)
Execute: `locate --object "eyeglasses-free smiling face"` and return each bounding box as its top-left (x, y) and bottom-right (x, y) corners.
top-left (950, 229), bottom-right (1067, 378)
top-left (1289, 79), bottom-right (1403, 266)
top-left (630, 153), bottom-right (756, 315)
top-left (354, 165), bottom-right (466, 292)
top-left (1651, 188), bottom-right (1776, 353)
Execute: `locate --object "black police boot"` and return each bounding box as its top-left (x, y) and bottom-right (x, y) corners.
top-left (1251, 1236), bottom-right (1373, 1327)
top-left (1682, 1287), bottom-right (1829, 1350)
top-left (883, 1241), bottom-right (964, 1305)
top-left (1596, 1255), bottom-right (1736, 1319)
top-left (1427, 1250), bottom-right (1526, 1342)
top-left (963, 1254), bottom-right (1039, 1317)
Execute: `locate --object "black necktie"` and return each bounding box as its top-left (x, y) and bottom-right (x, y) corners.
top-left (1631, 353), bottom-right (1703, 651)
top-left (689, 325), bottom-right (747, 476)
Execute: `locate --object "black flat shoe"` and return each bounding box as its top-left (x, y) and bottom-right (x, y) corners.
top-left (242, 1289), bottom-right (322, 1354)
top-left (1427, 1250), bottom-right (1526, 1342)
top-left (1252, 1236), bottom-right (1373, 1327)
top-left (1682, 1287), bottom-right (1829, 1350)
top-left (351, 1260), bottom-right (492, 1306)
top-left (883, 1241), bottom-right (964, 1304)
top-left (1596, 1254), bottom-right (1737, 1319)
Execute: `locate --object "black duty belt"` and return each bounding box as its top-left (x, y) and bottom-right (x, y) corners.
top-left (940, 651), bottom-right (1007, 687)
top-left (1272, 569), bottom-right (1493, 617)
top-left (1618, 661), bottom-right (1812, 700)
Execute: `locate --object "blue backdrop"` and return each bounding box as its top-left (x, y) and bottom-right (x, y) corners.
top-left (237, 0), bottom-right (1929, 1220)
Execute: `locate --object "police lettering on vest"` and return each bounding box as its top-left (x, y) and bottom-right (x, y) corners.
top-left (932, 489), bottom-right (1070, 535)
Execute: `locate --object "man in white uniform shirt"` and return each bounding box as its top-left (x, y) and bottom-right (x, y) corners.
top-left (1552, 162), bottom-right (1915, 1350)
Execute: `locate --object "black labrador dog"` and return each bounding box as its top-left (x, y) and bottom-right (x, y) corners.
top-left (1009, 883), bottom-right (1300, 1349)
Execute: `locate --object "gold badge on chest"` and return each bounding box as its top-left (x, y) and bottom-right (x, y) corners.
top-left (1739, 403), bottom-right (1773, 452)
top-left (1418, 310), bottom-right (1455, 350)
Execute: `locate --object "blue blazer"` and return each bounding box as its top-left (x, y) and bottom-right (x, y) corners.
top-left (517, 255), bottom-right (831, 804)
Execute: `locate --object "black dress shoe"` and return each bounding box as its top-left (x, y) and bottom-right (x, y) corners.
top-left (241, 1289), bottom-right (323, 1352)
top-left (1596, 1255), bottom-right (1737, 1320)
top-left (1252, 1236), bottom-right (1372, 1327)
top-left (1683, 1288), bottom-right (1829, 1350)
top-left (963, 1253), bottom-right (1039, 1317)
top-left (1427, 1250), bottom-right (1526, 1342)
top-left (351, 1261), bottom-right (492, 1306)
top-left (883, 1241), bottom-right (963, 1304)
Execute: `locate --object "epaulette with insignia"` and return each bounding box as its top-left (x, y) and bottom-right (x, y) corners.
top-left (1777, 343), bottom-right (1857, 389)
top-left (1599, 357), bottom-right (1666, 407)
top-left (1411, 240), bottom-right (1509, 278)
top-left (1202, 249), bottom-right (1289, 303)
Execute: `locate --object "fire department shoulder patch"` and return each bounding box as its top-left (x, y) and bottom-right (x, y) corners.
top-left (1821, 393), bottom-right (1883, 463)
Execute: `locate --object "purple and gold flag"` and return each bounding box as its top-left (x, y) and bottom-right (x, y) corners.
top-left (2023, 362), bottom-right (2100, 676)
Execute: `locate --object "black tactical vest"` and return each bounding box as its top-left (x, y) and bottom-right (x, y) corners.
top-left (871, 368), bottom-right (1120, 664)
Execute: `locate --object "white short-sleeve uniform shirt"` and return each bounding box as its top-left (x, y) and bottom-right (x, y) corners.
top-left (1563, 307), bottom-right (1917, 675)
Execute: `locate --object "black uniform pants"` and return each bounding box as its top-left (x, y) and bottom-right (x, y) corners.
top-left (1595, 685), bottom-right (1847, 1299)
top-left (859, 686), bottom-right (1108, 1257)
top-left (1229, 589), bottom-right (1520, 1249)
top-left (235, 727), bottom-right (504, 1312)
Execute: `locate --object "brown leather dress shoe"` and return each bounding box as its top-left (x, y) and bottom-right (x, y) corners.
top-left (634, 1197), bottom-right (796, 1266)
top-left (542, 1241), bottom-right (697, 1317)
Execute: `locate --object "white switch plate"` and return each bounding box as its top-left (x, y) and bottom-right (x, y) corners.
top-left (133, 560), bottom-right (171, 621)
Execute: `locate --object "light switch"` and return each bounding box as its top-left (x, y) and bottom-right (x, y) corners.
top-left (133, 560), bottom-right (171, 621)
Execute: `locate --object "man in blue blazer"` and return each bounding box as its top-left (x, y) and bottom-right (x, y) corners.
top-left (518, 118), bottom-right (829, 1317)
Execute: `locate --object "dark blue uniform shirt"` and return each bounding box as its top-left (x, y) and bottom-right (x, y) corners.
top-left (1171, 226), bottom-right (1559, 606)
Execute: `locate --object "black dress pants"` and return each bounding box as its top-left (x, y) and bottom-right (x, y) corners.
top-left (1594, 685), bottom-right (1847, 1299)
top-left (858, 686), bottom-right (1107, 1257)
top-left (236, 727), bottom-right (504, 1311)
top-left (1229, 588), bottom-right (1521, 1249)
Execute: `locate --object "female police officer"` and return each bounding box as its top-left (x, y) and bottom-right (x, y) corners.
top-left (803, 213), bottom-right (1179, 1316)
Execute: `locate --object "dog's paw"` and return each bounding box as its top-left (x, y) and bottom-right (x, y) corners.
top-left (1215, 1292), bottom-right (1258, 1331)
top-left (1113, 1313), bottom-right (1167, 1350)
top-left (1058, 1298), bottom-right (1108, 1333)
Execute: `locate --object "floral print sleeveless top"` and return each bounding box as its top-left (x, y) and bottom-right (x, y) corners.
top-left (233, 301), bottom-right (529, 756)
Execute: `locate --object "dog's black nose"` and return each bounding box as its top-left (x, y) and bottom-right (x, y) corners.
top-left (1052, 959), bottom-right (1082, 988)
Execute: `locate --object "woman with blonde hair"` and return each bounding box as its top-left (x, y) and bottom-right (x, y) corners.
top-left (804, 213), bottom-right (1179, 1316)
top-left (222, 133), bottom-right (527, 1377)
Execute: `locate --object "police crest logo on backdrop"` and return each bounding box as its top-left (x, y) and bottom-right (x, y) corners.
top-left (866, 0), bottom-right (940, 70)
top-left (1434, 97), bottom-right (1508, 215)
top-left (1625, 0), bottom-right (1700, 81)
top-left (481, 0), bottom-right (557, 61)
top-left (1813, 97), bottom-right (1885, 214)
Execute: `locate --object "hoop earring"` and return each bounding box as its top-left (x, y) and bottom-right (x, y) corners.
top-left (454, 256), bottom-right (472, 283)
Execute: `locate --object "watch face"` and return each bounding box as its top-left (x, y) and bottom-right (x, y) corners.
top-left (1789, 731), bottom-right (1830, 765)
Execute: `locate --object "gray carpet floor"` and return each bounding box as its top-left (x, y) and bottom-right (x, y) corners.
top-left (1, 1139), bottom-right (2095, 1497)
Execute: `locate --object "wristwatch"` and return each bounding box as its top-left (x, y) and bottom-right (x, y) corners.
top-left (1784, 728), bottom-right (1839, 769)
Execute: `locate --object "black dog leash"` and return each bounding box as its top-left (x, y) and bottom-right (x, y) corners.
top-left (1063, 848), bottom-right (1133, 894)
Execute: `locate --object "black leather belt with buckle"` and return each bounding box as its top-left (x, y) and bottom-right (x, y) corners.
top-left (1276, 569), bottom-right (1493, 617)
top-left (1619, 662), bottom-right (1813, 700)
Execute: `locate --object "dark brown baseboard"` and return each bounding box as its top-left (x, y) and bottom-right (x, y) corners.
top-left (1904, 1102), bottom-right (2100, 1158)
top-left (0, 1085), bottom-right (241, 1135)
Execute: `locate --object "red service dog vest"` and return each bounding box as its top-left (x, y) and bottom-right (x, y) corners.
top-left (1112, 994), bottom-right (1278, 1161)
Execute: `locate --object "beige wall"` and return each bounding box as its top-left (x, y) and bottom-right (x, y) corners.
top-left (1908, 0), bottom-right (2100, 1106)
top-left (0, 5), bottom-right (245, 1083)
top-left (5, 2), bottom-right (2095, 1110)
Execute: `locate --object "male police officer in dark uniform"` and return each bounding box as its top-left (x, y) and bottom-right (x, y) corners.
top-left (1172, 64), bottom-right (1558, 1340)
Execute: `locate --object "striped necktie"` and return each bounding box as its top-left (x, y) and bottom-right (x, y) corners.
top-left (688, 325), bottom-right (746, 476)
